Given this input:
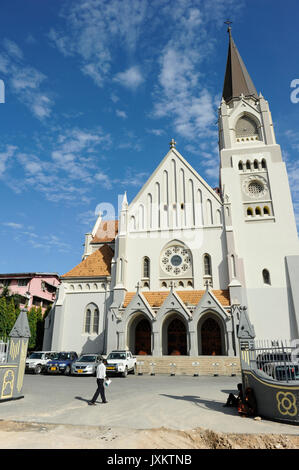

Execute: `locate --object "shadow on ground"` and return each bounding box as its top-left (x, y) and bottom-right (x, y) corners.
top-left (160, 394), bottom-right (238, 416)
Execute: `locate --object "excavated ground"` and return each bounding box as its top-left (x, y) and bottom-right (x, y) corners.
top-left (0, 420), bottom-right (298, 449)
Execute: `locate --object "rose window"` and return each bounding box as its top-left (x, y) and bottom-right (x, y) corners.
top-left (161, 245), bottom-right (192, 276)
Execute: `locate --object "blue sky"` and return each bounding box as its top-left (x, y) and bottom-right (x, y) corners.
top-left (0, 0), bottom-right (299, 275)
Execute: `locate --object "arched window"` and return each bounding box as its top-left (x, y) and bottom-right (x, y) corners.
top-left (263, 206), bottom-right (270, 216)
top-left (254, 160), bottom-right (258, 169)
top-left (231, 255), bottom-right (236, 278)
top-left (130, 216), bottom-right (136, 230)
top-left (262, 269), bottom-right (271, 285)
top-left (203, 254), bottom-right (212, 276)
top-left (238, 161), bottom-right (243, 171)
top-left (217, 209), bottom-right (222, 225)
top-left (247, 207), bottom-right (253, 216)
top-left (207, 199), bottom-right (213, 224)
top-left (255, 207), bottom-right (261, 216)
top-left (85, 309), bottom-right (91, 333)
top-left (236, 115), bottom-right (259, 139)
top-left (84, 304), bottom-right (100, 334)
top-left (143, 257), bottom-right (150, 278)
top-left (93, 308), bottom-right (99, 334)
top-left (261, 159), bottom-right (267, 169)
top-left (246, 160), bottom-right (251, 170)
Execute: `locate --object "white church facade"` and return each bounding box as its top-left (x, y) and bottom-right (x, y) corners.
top-left (43, 29), bottom-right (299, 358)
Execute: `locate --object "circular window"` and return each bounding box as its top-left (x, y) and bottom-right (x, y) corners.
top-left (248, 181), bottom-right (263, 195)
top-left (243, 176), bottom-right (268, 199)
top-left (161, 246), bottom-right (191, 276)
top-left (170, 255), bottom-right (182, 267)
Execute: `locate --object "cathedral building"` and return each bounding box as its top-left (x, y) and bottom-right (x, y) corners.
top-left (43, 29), bottom-right (299, 358)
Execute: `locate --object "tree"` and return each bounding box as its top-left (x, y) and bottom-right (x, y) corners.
top-left (6, 298), bottom-right (16, 336)
top-left (27, 307), bottom-right (37, 350)
top-left (0, 297), bottom-right (8, 340)
top-left (35, 307), bottom-right (44, 350)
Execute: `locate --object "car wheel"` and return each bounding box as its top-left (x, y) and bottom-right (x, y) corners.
top-left (131, 364), bottom-right (136, 375)
top-left (35, 365), bottom-right (42, 375)
top-left (122, 367), bottom-right (128, 378)
top-left (64, 366), bottom-right (71, 375)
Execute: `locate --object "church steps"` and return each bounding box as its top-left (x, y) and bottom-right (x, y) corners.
top-left (133, 356), bottom-right (241, 376)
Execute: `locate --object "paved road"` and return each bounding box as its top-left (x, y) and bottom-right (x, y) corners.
top-left (1, 373), bottom-right (298, 435)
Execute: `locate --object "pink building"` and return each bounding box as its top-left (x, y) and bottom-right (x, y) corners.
top-left (0, 273), bottom-right (60, 314)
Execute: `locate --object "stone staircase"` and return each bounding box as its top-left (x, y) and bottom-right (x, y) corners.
top-left (134, 355), bottom-right (241, 376)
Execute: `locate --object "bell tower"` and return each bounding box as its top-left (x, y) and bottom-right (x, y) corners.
top-left (218, 25), bottom-right (299, 340)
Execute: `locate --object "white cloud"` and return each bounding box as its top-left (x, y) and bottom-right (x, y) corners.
top-left (116, 109), bottom-right (127, 119)
top-left (1, 126), bottom-right (116, 203)
top-left (147, 128), bottom-right (165, 136)
top-left (3, 38), bottom-right (23, 60)
top-left (114, 66), bottom-right (144, 90)
top-left (48, 0), bottom-right (148, 87)
top-left (95, 171), bottom-right (113, 189)
top-left (0, 145), bottom-right (17, 177)
top-left (2, 222), bottom-right (23, 229)
top-left (0, 39), bottom-right (53, 119)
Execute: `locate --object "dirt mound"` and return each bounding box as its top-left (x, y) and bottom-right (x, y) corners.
top-left (0, 420), bottom-right (298, 449)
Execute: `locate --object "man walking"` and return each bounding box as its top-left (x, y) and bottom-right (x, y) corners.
top-left (88, 357), bottom-right (108, 405)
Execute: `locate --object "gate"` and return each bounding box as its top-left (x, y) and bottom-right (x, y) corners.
top-left (0, 339), bottom-right (9, 364)
top-left (237, 306), bottom-right (299, 424)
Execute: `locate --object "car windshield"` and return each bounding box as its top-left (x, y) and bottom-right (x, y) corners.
top-left (29, 353), bottom-right (43, 359)
top-left (57, 353), bottom-right (70, 360)
top-left (107, 353), bottom-right (126, 360)
top-left (49, 353), bottom-right (59, 359)
top-left (78, 355), bottom-right (97, 362)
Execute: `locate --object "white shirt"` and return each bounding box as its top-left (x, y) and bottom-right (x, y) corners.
top-left (96, 362), bottom-right (106, 379)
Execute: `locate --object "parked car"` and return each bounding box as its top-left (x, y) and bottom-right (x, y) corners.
top-left (44, 351), bottom-right (78, 375)
top-left (106, 350), bottom-right (136, 377)
top-left (25, 351), bottom-right (59, 374)
top-left (71, 354), bottom-right (102, 376)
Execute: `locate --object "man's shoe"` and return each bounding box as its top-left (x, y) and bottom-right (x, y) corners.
top-left (88, 401), bottom-right (96, 405)
top-left (102, 401), bottom-right (108, 403)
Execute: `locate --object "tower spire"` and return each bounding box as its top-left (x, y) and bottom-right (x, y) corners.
top-left (222, 23), bottom-right (258, 102)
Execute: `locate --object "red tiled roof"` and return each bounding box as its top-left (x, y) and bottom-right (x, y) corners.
top-left (91, 220), bottom-right (118, 243)
top-left (123, 290), bottom-right (230, 308)
top-left (61, 245), bottom-right (113, 278)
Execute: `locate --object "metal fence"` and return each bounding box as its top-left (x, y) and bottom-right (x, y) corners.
top-left (250, 339), bottom-right (299, 383)
top-left (0, 339), bottom-right (9, 364)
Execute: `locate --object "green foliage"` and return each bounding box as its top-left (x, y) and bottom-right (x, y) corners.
top-left (35, 306), bottom-right (44, 350)
top-left (0, 296), bottom-right (8, 340)
top-left (27, 307), bottom-right (37, 349)
top-left (6, 298), bottom-right (16, 335)
top-left (0, 288), bottom-right (48, 348)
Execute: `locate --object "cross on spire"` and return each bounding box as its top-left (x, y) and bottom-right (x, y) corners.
top-left (224, 19), bottom-right (232, 35)
top-left (169, 138), bottom-right (176, 149)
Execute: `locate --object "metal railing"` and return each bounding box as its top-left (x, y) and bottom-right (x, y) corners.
top-left (249, 339), bottom-right (299, 383)
top-left (0, 339), bottom-right (9, 363)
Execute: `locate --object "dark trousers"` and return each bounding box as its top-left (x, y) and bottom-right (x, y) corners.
top-left (91, 378), bottom-right (106, 403)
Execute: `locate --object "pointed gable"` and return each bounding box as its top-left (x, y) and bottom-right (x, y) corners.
top-left (123, 290), bottom-right (230, 310)
top-left (61, 245), bottom-right (113, 278)
top-left (127, 146), bottom-right (222, 233)
top-left (122, 290), bottom-right (155, 320)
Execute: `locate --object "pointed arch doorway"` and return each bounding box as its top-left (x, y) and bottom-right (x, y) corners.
top-left (135, 318), bottom-right (151, 355)
top-left (201, 317), bottom-right (222, 355)
top-left (168, 317), bottom-right (187, 355)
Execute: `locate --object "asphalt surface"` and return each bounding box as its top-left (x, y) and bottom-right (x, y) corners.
top-left (0, 372), bottom-right (298, 435)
